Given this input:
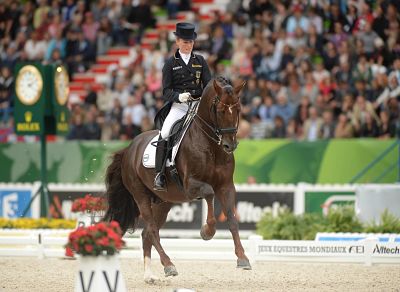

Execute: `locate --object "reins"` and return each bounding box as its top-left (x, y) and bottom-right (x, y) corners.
top-left (194, 93), bottom-right (240, 146)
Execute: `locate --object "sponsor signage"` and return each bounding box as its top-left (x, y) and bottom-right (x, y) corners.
top-left (49, 188), bottom-right (203, 230)
top-left (214, 191), bottom-right (294, 231)
top-left (305, 191), bottom-right (355, 214)
top-left (138, 201), bottom-right (203, 230)
top-left (257, 241), bottom-right (366, 257)
top-left (0, 188), bottom-right (33, 218)
top-left (372, 243), bottom-right (400, 256)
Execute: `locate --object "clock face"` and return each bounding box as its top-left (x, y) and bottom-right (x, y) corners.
top-left (16, 65), bottom-right (43, 106)
top-left (54, 66), bottom-right (69, 106)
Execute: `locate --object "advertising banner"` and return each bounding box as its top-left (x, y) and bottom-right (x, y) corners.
top-left (0, 184), bottom-right (39, 218)
top-left (0, 139), bottom-right (397, 184)
top-left (48, 186), bottom-right (203, 230)
top-left (214, 191), bottom-right (294, 231)
top-left (305, 191), bottom-right (355, 215)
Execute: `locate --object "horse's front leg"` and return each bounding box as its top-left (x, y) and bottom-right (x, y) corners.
top-left (200, 195), bottom-right (217, 240)
top-left (215, 184), bottom-right (251, 270)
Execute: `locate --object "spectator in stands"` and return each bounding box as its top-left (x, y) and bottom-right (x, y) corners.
top-left (334, 113), bottom-right (354, 138)
top-left (352, 95), bottom-right (380, 135)
top-left (1, 0), bottom-right (399, 143)
top-left (302, 106), bottom-right (323, 141)
top-left (250, 114), bottom-right (269, 139)
top-left (119, 114), bottom-right (141, 140)
top-left (275, 93), bottom-right (294, 125)
top-left (271, 115), bottom-right (286, 138)
top-left (378, 110), bottom-right (396, 138)
top-left (84, 109), bottom-right (102, 140)
top-left (320, 110), bottom-right (336, 139)
top-left (0, 66), bottom-right (13, 126)
top-left (258, 95), bottom-right (277, 127)
top-left (24, 30), bottom-right (47, 61)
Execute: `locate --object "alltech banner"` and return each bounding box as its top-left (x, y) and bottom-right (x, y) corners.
top-left (47, 185), bottom-right (203, 230)
top-left (0, 140), bottom-right (397, 184)
top-left (214, 187), bottom-right (295, 231)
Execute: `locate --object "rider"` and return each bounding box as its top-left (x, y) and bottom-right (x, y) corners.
top-left (153, 22), bottom-right (212, 191)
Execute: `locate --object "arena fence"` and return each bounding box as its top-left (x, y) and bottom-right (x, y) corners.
top-left (0, 230), bottom-right (399, 265)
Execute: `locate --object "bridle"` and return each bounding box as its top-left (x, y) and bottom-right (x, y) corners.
top-left (193, 93), bottom-right (240, 145)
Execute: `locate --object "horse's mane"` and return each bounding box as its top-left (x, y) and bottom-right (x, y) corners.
top-left (204, 76), bottom-right (233, 97)
top-left (215, 76), bottom-right (231, 87)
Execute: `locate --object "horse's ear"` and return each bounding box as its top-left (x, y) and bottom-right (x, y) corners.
top-left (213, 79), bottom-right (222, 96)
top-left (234, 81), bottom-right (246, 96)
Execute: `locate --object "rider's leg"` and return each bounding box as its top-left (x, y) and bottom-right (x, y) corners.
top-left (154, 102), bottom-right (188, 191)
top-left (154, 136), bottom-right (168, 191)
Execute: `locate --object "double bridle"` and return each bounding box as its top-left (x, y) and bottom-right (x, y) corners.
top-left (194, 94), bottom-right (240, 145)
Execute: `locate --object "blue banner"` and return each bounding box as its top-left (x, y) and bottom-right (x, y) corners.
top-left (0, 189), bottom-right (32, 218)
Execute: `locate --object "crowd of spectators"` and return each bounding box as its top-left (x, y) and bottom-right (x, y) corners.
top-left (1, 0), bottom-right (400, 142)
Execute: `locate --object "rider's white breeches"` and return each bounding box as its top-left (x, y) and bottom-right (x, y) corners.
top-left (160, 102), bottom-right (188, 139)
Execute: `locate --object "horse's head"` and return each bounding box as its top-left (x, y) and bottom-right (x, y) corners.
top-left (206, 77), bottom-right (245, 154)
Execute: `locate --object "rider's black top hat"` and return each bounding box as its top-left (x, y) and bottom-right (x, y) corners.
top-left (173, 22), bottom-right (197, 40)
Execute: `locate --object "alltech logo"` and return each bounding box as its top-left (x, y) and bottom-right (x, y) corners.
top-left (373, 244), bottom-right (400, 255)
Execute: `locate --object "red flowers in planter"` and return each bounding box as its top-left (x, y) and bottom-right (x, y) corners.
top-left (71, 194), bottom-right (107, 213)
top-left (65, 221), bottom-right (125, 257)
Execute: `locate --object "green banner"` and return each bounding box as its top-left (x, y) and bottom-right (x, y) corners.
top-left (305, 191), bottom-right (355, 214)
top-left (0, 139), bottom-right (398, 184)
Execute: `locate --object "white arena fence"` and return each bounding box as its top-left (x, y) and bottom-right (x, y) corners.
top-left (0, 230), bottom-right (399, 266)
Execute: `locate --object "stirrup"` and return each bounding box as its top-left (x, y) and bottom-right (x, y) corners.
top-left (153, 173), bottom-right (167, 192)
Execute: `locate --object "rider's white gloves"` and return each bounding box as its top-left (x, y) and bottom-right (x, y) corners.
top-left (178, 92), bottom-right (191, 103)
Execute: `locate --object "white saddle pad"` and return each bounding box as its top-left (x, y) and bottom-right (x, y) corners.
top-left (142, 101), bottom-right (199, 169)
top-left (142, 133), bottom-right (180, 168)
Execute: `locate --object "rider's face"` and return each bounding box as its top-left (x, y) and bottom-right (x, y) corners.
top-left (176, 38), bottom-right (194, 54)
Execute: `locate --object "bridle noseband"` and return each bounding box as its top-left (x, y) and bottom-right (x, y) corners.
top-left (194, 94), bottom-right (240, 145)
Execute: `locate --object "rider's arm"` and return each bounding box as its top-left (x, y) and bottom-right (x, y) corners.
top-left (162, 59), bottom-right (181, 103)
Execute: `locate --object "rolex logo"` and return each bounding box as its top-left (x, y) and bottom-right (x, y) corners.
top-left (24, 111), bottom-right (33, 123)
top-left (61, 112), bottom-right (65, 122)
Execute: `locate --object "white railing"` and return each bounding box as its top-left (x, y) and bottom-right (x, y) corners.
top-left (1, 231), bottom-right (399, 265)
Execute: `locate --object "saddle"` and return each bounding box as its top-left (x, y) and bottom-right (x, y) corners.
top-left (142, 101), bottom-right (200, 173)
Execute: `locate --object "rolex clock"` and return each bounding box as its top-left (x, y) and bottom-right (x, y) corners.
top-left (54, 65), bottom-right (69, 106)
top-left (15, 65), bottom-right (44, 106)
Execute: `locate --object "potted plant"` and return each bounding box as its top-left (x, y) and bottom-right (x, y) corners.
top-left (65, 221), bottom-right (127, 292)
top-left (71, 194), bottom-right (107, 228)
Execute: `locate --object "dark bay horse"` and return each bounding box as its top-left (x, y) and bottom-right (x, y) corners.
top-left (104, 77), bottom-right (251, 283)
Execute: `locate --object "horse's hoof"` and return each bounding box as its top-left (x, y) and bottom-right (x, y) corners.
top-left (164, 265), bottom-right (178, 277)
top-left (200, 224), bottom-right (215, 241)
top-left (144, 274), bottom-right (160, 284)
top-left (237, 258), bottom-right (252, 270)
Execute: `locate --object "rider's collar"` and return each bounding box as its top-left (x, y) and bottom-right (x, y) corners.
top-left (174, 49), bottom-right (195, 60)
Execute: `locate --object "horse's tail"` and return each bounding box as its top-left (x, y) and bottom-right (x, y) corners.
top-left (103, 147), bottom-right (140, 235)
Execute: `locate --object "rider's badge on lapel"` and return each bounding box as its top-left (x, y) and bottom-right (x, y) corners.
top-left (196, 71), bottom-right (201, 84)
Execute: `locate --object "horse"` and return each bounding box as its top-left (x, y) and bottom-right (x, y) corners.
top-left (103, 76), bottom-right (251, 283)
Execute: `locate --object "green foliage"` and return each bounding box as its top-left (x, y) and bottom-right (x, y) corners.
top-left (364, 209), bottom-right (400, 233)
top-left (256, 209), bottom-right (325, 240)
top-left (256, 206), bottom-right (398, 240)
top-left (324, 205), bottom-right (363, 233)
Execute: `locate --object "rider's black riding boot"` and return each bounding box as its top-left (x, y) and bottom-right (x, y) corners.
top-left (153, 137), bottom-right (168, 191)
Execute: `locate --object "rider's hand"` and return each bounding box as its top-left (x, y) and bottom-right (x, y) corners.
top-left (178, 92), bottom-right (191, 103)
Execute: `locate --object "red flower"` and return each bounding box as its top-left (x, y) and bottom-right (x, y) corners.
top-left (71, 194), bottom-right (107, 213)
top-left (65, 221), bottom-right (125, 256)
top-left (65, 246), bottom-right (74, 257)
top-left (84, 244), bottom-right (94, 253)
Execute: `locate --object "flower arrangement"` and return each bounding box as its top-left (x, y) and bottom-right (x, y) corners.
top-left (65, 221), bottom-right (125, 257)
top-left (71, 194), bottom-right (107, 213)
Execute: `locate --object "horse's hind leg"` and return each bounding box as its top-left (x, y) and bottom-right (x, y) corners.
top-left (200, 195), bottom-right (216, 240)
top-left (136, 195), bottom-right (178, 278)
top-left (142, 201), bottom-right (172, 283)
